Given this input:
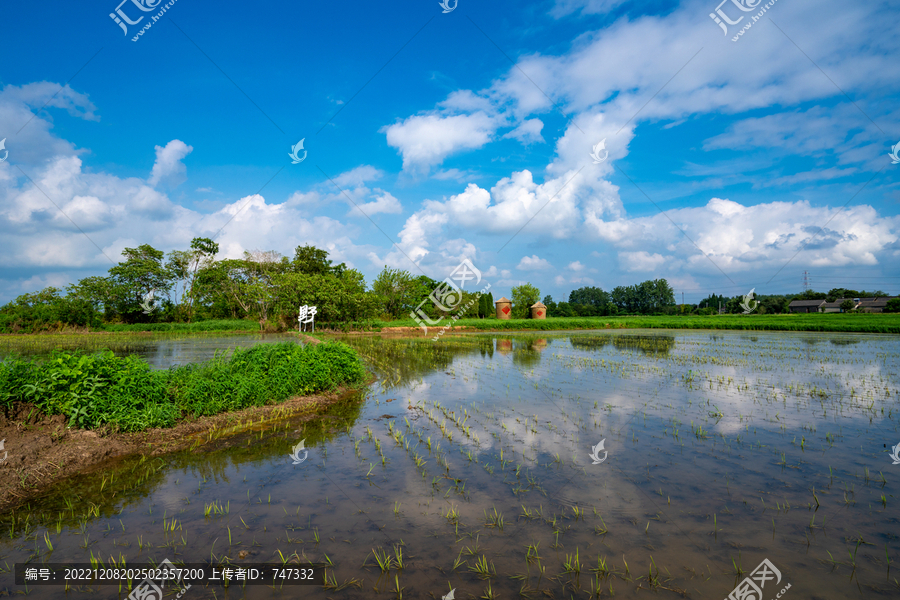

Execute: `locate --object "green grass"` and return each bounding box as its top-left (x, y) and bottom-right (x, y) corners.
top-left (0, 341), bottom-right (367, 432)
top-left (94, 319), bottom-right (260, 333)
top-left (374, 313), bottom-right (900, 334)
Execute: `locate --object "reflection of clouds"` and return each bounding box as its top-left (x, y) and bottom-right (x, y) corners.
top-left (548, 330), bottom-right (899, 433)
top-left (362, 331), bottom-right (898, 512)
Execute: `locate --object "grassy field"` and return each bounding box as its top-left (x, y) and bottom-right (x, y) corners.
top-left (379, 313), bottom-right (900, 334)
top-left (94, 319), bottom-right (260, 333)
top-left (0, 341), bottom-right (366, 432)
top-left (2, 314), bottom-right (898, 339)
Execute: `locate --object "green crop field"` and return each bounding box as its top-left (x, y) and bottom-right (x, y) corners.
top-left (376, 313), bottom-right (900, 334)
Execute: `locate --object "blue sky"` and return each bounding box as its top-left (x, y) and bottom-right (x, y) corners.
top-left (1, 0), bottom-right (899, 305)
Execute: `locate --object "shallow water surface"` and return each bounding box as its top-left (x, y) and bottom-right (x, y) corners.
top-left (2, 330), bottom-right (899, 599)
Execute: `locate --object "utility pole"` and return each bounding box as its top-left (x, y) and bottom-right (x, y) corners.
top-left (802, 271), bottom-right (811, 293)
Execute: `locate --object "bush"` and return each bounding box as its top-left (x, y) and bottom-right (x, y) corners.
top-left (0, 341), bottom-right (366, 432)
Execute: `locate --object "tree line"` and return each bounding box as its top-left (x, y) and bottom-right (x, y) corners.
top-left (693, 288), bottom-right (898, 315)
top-left (3, 238), bottom-right (891, 333)
top-left (0, 240), bottom-right (496, 332)
top-left (540, 280), bottom-right (676, 317)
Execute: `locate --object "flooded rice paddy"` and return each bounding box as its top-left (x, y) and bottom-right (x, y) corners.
top-left (1, 329), bottom-right (899, 599)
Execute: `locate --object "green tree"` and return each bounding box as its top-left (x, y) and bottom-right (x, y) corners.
top-left (166, 237), bottom-right (219, 322)
top-left (217, 250), bottom-right (286, 328)
top-left (273, 269), bottom-right (380, 325)
top-left (826, 288), bottom-right (886, 302)
top-left (0, 287), bottom-right (102, 333)
top-left (477, 293), bottom-right (487, 318)
top-left (511, 283), bottom-right (541, 318)
top-left (66, 276), bottom-right (114, 317)
top-left (569, 286), bottom-right (608, 307)
top-left (554, 301), bottom-right (575, 317)
top-left (610, 286), bottom-right (632, 313)
top-left (840, 299), bottom-right (856, 312)
top-left (107, 244), bottom-right (173, 321)
top-left (647, 279), bottom-right (675, 313)
top-left (795, 289), bottom-right (826, 300)
top-left (884, 298), bottom-right (900, 313)
top-left (291, 245), bottom-right (346, 276)
top-left (542, 294), bottom-right (557, 315)
top-left (372, 267), bottom-right (419, 318)
top-left (698, 293), bottom-right (725, 310)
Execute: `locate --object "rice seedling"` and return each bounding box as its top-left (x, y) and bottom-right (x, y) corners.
top-left (373, 547), bottom-right (394, 573)
top-left (594, 514), bottom-right (608, 535)
top-left (444, 505), bottom-right (460, 524)
top-left (462, 536), bottom-right (481, 557)
top-left (563, 548), bottom-right (582, 574)
top-left (480, 581), bottom-right (497, 599)
top-left (484, 507), bottom-right (504, 530)
top-left (469, 554), bottom-right (495, 579)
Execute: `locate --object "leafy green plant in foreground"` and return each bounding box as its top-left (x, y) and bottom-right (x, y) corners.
top-left (0, 341), bottom-right (366, 432)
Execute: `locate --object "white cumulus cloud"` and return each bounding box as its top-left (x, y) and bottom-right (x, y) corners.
top-left (148, 140), bottom-right (193, 188)
top-left (518, 255), bottom-right (553, 270)
top-left (381, 112), bottom-right (497, 173)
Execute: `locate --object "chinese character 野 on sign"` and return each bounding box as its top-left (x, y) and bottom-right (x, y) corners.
top-left (298, 305), bottom-right (317, 332)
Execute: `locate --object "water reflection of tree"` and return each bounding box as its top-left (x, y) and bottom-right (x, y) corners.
top-left (569, 334), bottom-right (675, 356)
top-left (829, 339), bottom-right (860, 346)
top-left (613, 335), bottom-right (675, 356)
top-left (512, 339), bottom-right (542, 368)
top-left (569, 336), bottom-right (611, 350)
top-left (343, 336), bottom-right (495, 389)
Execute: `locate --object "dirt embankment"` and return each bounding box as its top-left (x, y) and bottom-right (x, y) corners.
top-left (0, 383), bottom-right (359, 513)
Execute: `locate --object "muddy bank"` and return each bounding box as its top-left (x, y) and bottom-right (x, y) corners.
top-left (0, 383), bottom-right (362, 512)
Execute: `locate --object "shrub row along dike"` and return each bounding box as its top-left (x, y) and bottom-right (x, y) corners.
top-left (0, 341), bottom-right (366, 509)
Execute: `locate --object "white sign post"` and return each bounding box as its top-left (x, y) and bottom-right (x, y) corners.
top-left (298, 305), bottom-right (317, 333)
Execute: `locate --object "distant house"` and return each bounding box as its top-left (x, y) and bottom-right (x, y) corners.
top-left (857, 297), bottom-right (898, 313)
top-left (788, 299), bottom-right (825, 313)
top-left (791, 296), bottom-right (900, 314)
top-left (819, 300), bottom-right (844, 313)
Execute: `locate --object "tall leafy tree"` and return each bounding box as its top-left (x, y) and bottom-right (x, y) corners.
top-left (292, 245), bottom-right (346, 276)
top-left (167, 237), bottom-right (219, 322)
top-left (511, 283), bottom-right (541, 318)
top-left (107, 244), bottom-right (173, 321)
top-left (273, 269), bottom-right (380, 324)
top-left (698, 293), bottom-right (726, 310)
top-left (569, 286), bottom-right (609, 309)
top-left (372, 267), bottom-right (420, 318)
top-left (66, 276), bottom-right (114, 317)
top-left (217, 250), bottom-right (286, 327)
